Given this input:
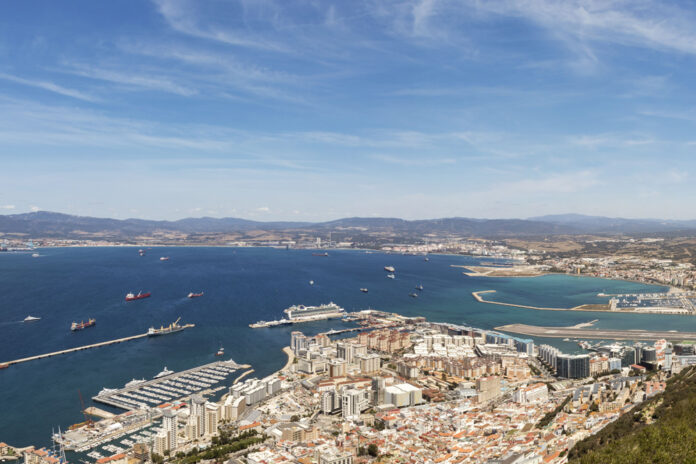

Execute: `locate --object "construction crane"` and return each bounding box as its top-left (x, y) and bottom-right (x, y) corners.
top-left (78, 389), bottom-right (94, 428)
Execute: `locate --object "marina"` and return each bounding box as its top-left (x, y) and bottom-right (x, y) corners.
top-left (92, 360), bottom-right (245, 411)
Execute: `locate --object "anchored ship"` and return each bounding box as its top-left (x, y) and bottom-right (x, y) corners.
top-left (71, 318), bottom-right (96, 331)
top-left (125, 291), bottom-right (151, 301)
top-left (147, 317), bottom-right (186, 336)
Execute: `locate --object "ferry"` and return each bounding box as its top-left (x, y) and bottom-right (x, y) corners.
top-left (71, 318), bottom-right (96, 331)
top-left (384, 266), bottom-right (396, 272)
top-left (154, 367), bottom-right (174, 378)
top-left (216, 346), bottom-right (225, 356)
top-left (360, 288), bottom-right (368, 293)
top-left (126, 291), bottom-right (151, 301)
top-left (386, 274), bottom-right (395, 279)
top-left (284, 302), bottom-right (344, 321)
top-left (24, 315), bottom-right (41, 322)
top-left (160, 257), bottom-right (169, 261)
top-left (147, 317), bottom-right (186, 336)
top-left (188, 292), bottom-right (204, 298)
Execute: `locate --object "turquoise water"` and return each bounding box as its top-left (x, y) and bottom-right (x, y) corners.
top-left (0, 247), bottom-right (673, 447)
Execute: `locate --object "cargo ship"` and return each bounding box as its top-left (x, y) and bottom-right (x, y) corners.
top-left (147, 317), bottom-right (187, 336)
top-left (188, 292), bottom-right (204, 298)
top-left (71, 318), bottom-right (96, 331)
top-left (125, 291), bottom-right (151, 301)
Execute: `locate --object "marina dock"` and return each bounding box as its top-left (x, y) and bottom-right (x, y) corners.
top-left (0, 324), bottom-right (195, 368)
top-left (93, 360), bottom-right (241, 411)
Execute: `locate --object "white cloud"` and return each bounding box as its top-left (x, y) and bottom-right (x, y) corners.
top-left (1, 204), bottom-right (15, 210)
top-left (0, 72), bottom-right (98, 102)
top-left (256, 206), bottom-right (270, 212)
top-left (30, 205), bottom-right (40, 212)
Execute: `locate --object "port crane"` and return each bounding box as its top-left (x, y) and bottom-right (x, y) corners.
top-left (78, 389), bottom-right (94, 428)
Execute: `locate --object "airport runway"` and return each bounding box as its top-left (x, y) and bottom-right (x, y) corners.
top-left (495, 323), bottom-right (696, 341)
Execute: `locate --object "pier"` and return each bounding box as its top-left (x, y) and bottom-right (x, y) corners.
top-left (496, 323), bottom-right (696, 341)
top-left (0, 324), bottom-right (195, 368)
top-left (93, 360), bottom-right (241, 411)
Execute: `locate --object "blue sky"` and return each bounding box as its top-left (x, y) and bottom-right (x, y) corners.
top-left (0, 0), bottom-right (695, 221)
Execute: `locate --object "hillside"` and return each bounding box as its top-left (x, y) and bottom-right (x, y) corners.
top-left (568, 367), bottom-right (696, 463)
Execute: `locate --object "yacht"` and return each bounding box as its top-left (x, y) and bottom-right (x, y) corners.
top-left (154, 367), bottom-right (174, 379)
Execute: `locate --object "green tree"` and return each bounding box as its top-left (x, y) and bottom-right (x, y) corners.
top-left (368, 444), bottom-right (379, 457)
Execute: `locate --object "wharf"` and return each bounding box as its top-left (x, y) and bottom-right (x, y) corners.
top-left (249, 313), bottom-right (346, 328)
top-left (93, 359), bottom-right (241, 411)
top-left (496, 323), bottom-right (696, 341)
top-left (0, 324), bottom-right (195, 368)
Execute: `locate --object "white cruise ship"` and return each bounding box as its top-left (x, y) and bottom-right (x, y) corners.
top-left (283, 302), bottom-right (344, 320)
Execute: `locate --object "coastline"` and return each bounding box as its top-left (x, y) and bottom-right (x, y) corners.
top-left (472, 290), bottom-right (610, 312)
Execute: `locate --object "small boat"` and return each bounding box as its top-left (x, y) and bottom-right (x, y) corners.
top-left (360, 288), bottom-right (368, 293)
top-left (309, 280), bottom-right (315, 285)
top-left (312, 252), bottom-right (328, 257)
top-left (138, 249), bottom-right (145, 256)
top-left (71, 318), bottom-right (96, 331)
top-left (409, 293), bottom-right (418, 298)
top-left (160, 257), bottom-right (169, 261)
top-left (125, 291), bottom-right (151, 301)
top-left (386, 274), bottom-right (395, 279)
top-left (154, 367), bottom-right (174, 378)
top-left (416, 284), bottom-right (424, 291)
top-left (216, 346), bottom-right (224, 356)
top-left (32, 253), bottom-right (40, 258)
top-left (188, 292), bottom-right (204, 298)
top-left (24, 315), bottom-right (41, 322)
top-left (424, 257), bottom-right (429, 262)
top-left (384, 266), bottom-right (395, 272)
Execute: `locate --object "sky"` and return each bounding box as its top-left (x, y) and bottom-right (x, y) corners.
top-left (0, 0), bottom-right (695, 221)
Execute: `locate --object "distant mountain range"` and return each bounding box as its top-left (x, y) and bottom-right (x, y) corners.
top-left (2, 211), bottom-right (696, 239)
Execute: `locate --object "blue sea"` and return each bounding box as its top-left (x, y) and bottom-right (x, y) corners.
top-left (0, 247), bottom-right (682, 447)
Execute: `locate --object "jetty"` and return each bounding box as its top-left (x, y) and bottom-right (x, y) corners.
top-left (496, 323), bottom-right (696, 341)
top-left (0, 323), bottom-right (195, 368)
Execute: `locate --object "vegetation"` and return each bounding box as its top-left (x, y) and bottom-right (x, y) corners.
top-left (172, 430), bottom-right (264, 464)
top-left (569, 367), bottom-right (696, 463)
top-left (536, 394), bottom-right (571, 429)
